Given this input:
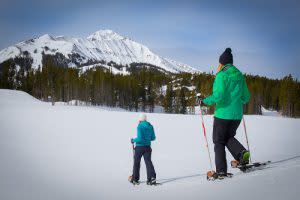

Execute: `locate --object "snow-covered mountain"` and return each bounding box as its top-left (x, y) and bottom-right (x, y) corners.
top-left (0, 29), bottom-right (200, 74)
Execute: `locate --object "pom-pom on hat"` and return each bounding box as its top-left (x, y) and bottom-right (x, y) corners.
top-left (138, 113), bottom-right (147, 121)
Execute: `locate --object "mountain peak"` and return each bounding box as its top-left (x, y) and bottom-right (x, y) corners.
top-left (0, 29), bottom-right (200, 74)
top-left (38, 34), bottom-right (53, 40)
top-left (87, 29), bottom-right (124, 41)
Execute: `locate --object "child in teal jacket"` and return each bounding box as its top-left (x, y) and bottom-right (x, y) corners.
top-left (130, 114), bottom-right (157, 185)
top-left (132, 119), bottom-right (156, 146)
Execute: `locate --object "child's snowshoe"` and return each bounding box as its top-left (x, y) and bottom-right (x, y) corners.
top-left (146, 177), bottom-right (161, 186)
top-left (128, 175), bottom-right (140, 185)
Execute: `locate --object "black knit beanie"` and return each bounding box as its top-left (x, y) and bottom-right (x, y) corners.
top-left (219, 48), bottom-right (233, 65)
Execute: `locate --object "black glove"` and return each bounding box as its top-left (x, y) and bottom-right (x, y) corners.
top-left (199, 99), bottom-right (206, 107)
top-left (196, 93), bottom-right (206, 107)
top-left (131, 138), bottom-right (134, 144)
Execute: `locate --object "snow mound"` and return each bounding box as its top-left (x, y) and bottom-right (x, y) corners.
top-left (261, 106), bottom-right (281, 117)
top-left (0, 89), bottom-right (42, 105)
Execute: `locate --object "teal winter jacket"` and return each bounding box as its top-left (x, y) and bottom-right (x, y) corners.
top-left (133, 121), bottom-right (156, 146)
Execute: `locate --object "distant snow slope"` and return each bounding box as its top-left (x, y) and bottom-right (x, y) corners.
top-left (261, 106), bottom-right (281, 117)
top-left (1, 89), bottom-right (300, 200)
top-left (0, 30), bottom-right (200, 74)
top-left (0, 89), bottom-right (42, 105)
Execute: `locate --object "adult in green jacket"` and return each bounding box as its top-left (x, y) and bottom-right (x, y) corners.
top-left (202, 48), bottom-right (251, 178)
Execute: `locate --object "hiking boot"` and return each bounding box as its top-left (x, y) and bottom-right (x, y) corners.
top-left (146, 177), bottom-right (156, 185)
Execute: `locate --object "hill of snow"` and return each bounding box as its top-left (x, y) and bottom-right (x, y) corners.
top-left (261, 106), bottom-right (281, 117)
top-left (0, 89), bottom-right (300, 200)
top-left (0, 30), bottom-right (200, 74)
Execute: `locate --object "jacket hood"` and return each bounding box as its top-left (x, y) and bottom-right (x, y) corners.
top-left (223, 64), bottom-right (244, 81)
top-left (139, 121), bottom-right (151, 127)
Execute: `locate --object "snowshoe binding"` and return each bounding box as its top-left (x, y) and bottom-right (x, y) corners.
top-left (231, 151), bottom-right (272, 173)
top-left (146, 177), bottom-right (161, 186)
top-left (231, 159), bottom-right (271, 172)
top-left (128, 175), bottom-right (140, 185)
top-left (231, 150), bottom-right (251, 171)
top-left (206, 170), bottom-right (217, 181)
top-left (207, 171), bottom-right (233, 181)
top-left (216, 172), bottom-right (233, 180)
top-left (230, 160), bottom-right (240, 168)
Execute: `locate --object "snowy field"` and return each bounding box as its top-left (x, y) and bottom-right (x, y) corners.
top-left (0, 89), bottom-right (300, 200)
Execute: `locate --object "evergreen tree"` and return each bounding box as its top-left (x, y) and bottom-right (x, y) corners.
top-left (179, 87), bottom-right (187, 114)
top-left (164, 84), bottom-right (174, 113)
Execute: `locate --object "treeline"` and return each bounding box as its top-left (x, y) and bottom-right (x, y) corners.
top-left (245, 74), bottom-right (300, 117)
top-left (0, 55), bottom-right (171, 112)
top-left (0, 55), bottom-right (299, 117)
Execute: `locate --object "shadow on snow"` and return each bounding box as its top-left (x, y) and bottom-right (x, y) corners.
top-left (151, 155), bottom-right (300, 185)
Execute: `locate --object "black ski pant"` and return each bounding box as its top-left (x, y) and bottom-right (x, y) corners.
top-left (213, 117), bottom-right (246, 173)
top-left (132, 146), bottom-right (156, 181)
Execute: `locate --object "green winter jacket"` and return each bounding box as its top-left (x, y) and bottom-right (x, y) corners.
top-left (203, 64), bottom-right (250, 120)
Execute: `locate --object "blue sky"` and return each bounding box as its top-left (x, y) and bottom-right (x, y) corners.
top-left (1, 0), bottom-right (299, 79)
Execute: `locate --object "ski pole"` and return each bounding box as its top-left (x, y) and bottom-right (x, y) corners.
top-left (129, 139), bottom-right (135, 182)
top-left (131, 139), bottom-right (135, 158)
top-left (242, 117), bottom-right (252, 164)
top-left (197, 95), bottom-right (214, 173)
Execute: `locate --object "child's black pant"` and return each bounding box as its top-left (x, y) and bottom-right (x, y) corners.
top-left (132, 146), bottom-right (156, 181)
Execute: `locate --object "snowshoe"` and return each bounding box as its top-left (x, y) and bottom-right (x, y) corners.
top-left (128, 175), bottom-right (140, 185)
top-left (146, 178), bottom-right (156, 185)
top-left (231, 150), bottom-right (250, 169)
top-left (231, 160), bottom-right (271, 172)
top-left (206, 170), bottom-right (217, 181)
top-left (146, 178), bottom-right (161, 186)
top-left (207, 171), bottom-right (233, 181)
top-left (231, 160), bottom-right (240, 168)
top-left (216, 172), bottom-right (233, 180)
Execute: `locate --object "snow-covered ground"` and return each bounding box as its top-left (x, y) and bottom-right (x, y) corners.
top-left (0, 89), bottom-right (300, 200)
